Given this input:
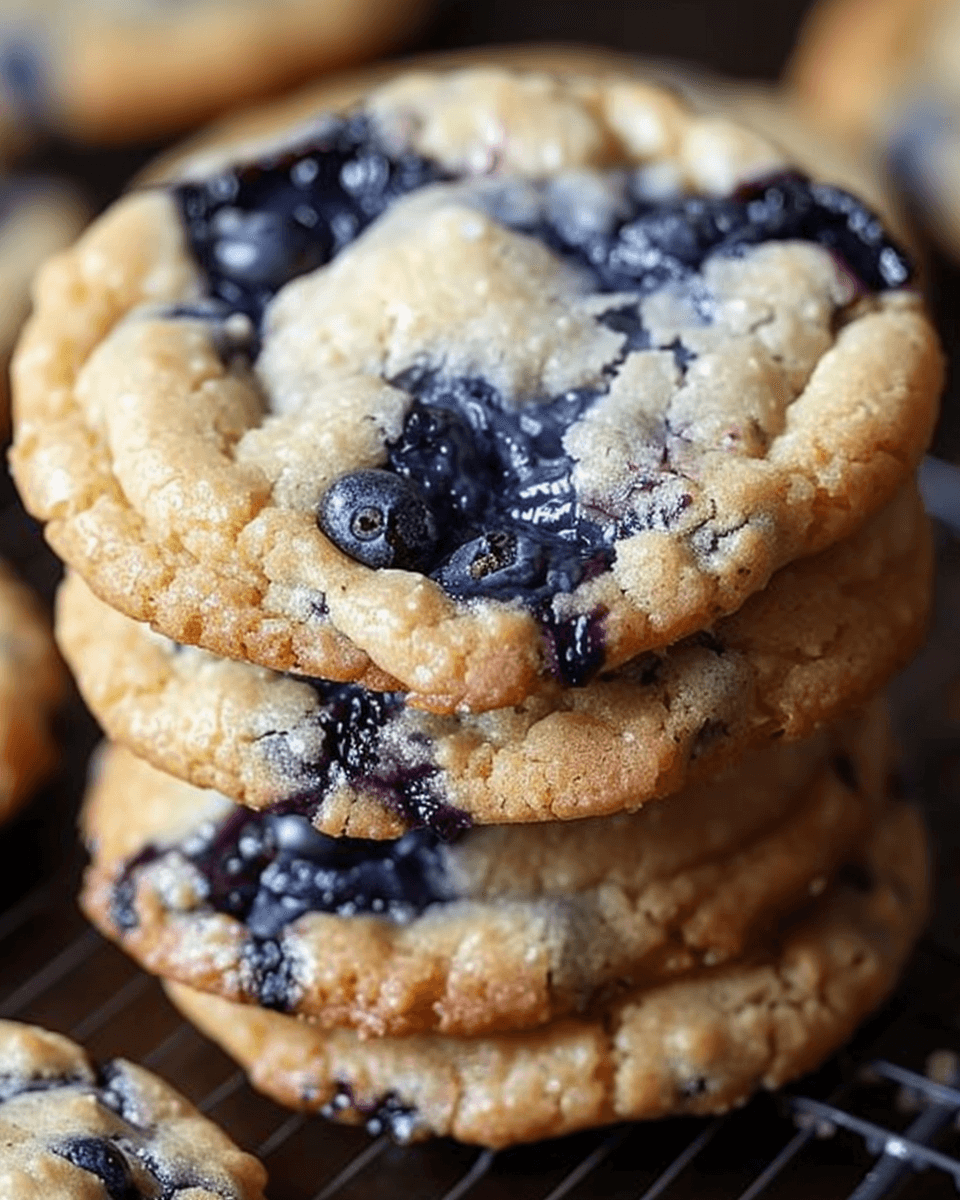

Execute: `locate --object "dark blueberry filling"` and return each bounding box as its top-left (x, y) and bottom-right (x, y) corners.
top-left (56, 1138), bottom-right (140, 1200)
top-left (518, 173), bottom-right (912, 295)
top-left (240, 936), bottom-right (298, 1011)
top-left (541, 608), bottom-right (607, 686)
top-left (0, 1068), bottom-right (91, 1103)
top-left (264, 677), bottom-right (470, 838)
top-left (175, 114), bottom-right (446, 325)
top-left (321, 1083), bottom-right (422, 1143)
top-left (190, 809), bottom-right (451, 937)
top-left (378, 371), bottom-right (615, 605)
top-left (112, 809), bottom-right (454, 1011)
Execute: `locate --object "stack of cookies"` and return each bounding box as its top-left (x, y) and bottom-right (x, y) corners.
top-left (9, 55), bottom-right (944, 1147)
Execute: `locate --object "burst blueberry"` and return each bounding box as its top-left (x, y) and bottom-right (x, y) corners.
top-left (318, 468), bottom-right (437, 571)
top-left (58, 1138), bottom-right (138, 1200)
top-left (433, 530), bottom-right (547, 598)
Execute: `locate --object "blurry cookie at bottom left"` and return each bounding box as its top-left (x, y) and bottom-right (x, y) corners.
top-left (0, 562), bottom-right (64, 825)
top-left (0, 1018), bottom-right (268, 1198)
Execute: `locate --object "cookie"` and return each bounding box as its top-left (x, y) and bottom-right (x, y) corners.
top-left (0, 0), bottom-right (431, 144)
top-left (58, 484), bottom-right (931, 838)
top-left (10, 57), bottom-right (943, 714)
top-left (81, 704), bottom-right (893, 1037)
top-left (790, 0), bottom-right (960, 259)
top-left (0, 1018), bottom-right (267, 1198)
top-left (0, 562), bottom-right (64, 825)
top-left (164, 790), bottom-right (929, 1147)
top-left (0, 178), bottom-right (87, 431)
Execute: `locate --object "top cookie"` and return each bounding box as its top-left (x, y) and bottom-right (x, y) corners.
top-left (11, 57), bottom-right (943, 713)
top-left (0, 0), bottom-right (430, 143)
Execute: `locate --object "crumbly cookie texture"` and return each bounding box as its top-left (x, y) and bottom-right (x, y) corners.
top-left (11, 57), bottom-right (942, 714)
top-left (790, 0), bottom-right (960, 258)
top-left (165, 790), bottom-right (929, 1147)
top-left (0, 562), bottom-right (64, 825)
top-left (0, 0), bottom-right (429, 143)
top-left (82, 706), bottom-right (891, 1037)
top-left (0, 1019), bottom-right (267, 1198)
top-left (58, 485), bottom-right (931, 837)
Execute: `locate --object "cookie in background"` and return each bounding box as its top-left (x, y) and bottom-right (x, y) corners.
top-left (0, 562), bottom-right (64, 827)
top-left (789, 0), bottom-right (960, 261)
top-left (0, 177), bottom-right (87, 432)
top-left (0, 0), bottom-right (434, 145)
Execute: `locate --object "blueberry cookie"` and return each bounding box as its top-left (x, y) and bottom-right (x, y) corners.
top-left (0, 0), bottom-right (431, 144)
top-left (164, 789), bottom-right (929, 1147)
top-left (0, 562), bottom-right (64, 825)
top-left (0, 178), bottom-right (87, 431)
top-left (82, 705), bottom-right (893, 1037)
top-left (0, 1019), bottom-right (268, 1197)
top-left (57, 484), bottom-right (931, 838)
top-left (790, 0), bottom-right (960, 259)
top-left (10, 60), bottom-right (943, 714)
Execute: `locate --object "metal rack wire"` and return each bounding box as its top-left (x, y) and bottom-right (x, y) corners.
top-left (5, 859), bottom-right (960, 1200)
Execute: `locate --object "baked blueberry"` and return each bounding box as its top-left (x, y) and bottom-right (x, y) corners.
top-left (318, 469), bottom-right (437, 571)
top-left (56, 1138), bottom-right (138, 1200)
top-left (433, 530), bottom-right (547, 598)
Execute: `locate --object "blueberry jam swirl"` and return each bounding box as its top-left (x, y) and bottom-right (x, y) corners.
top-left (113, 809), bottom-right (452, 941)
top-left (264, 677), bottom-right (470, 839)
top-left (176, 114), bottom-right (446, 326)
top-left (174, 111), bottom-right (914, 681)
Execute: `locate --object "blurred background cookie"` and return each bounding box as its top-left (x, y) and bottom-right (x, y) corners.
top-left (0, 562), bottom-right (63, 827)
top-left (790, 0), bottom-right (960, 260)
top-left (0, 177), bottom-right (86, 431)
top-left (0, 0), bottom-right (434, 145)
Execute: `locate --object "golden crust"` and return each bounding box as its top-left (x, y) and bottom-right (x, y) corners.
top-left (165, 793), bottom-right (929, 1146)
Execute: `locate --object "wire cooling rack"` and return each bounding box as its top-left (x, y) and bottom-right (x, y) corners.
top-left (5, 875), bottom-right (960, 1200)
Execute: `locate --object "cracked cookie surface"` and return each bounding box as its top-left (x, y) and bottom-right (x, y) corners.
top-left (59, 485), bottom-right (931, 837)
top-left (0, 1018), bottom-right (267, 1198)
top-left (82, 705), bottom-right (892, 1036)
top-left (165, 787), bottom-right (929, 1146)
top-left (10, 56), bottom-right (943, 713)
top-left (0, 562), bottom-right (64, 825)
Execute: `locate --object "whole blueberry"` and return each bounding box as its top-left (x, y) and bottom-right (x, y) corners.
top-left (58, 1138), bottom-right (138, 1200)
top-left (318, 469), bottom-right (438, 571)
top-left (433, 530), bottom-right (546, 598)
